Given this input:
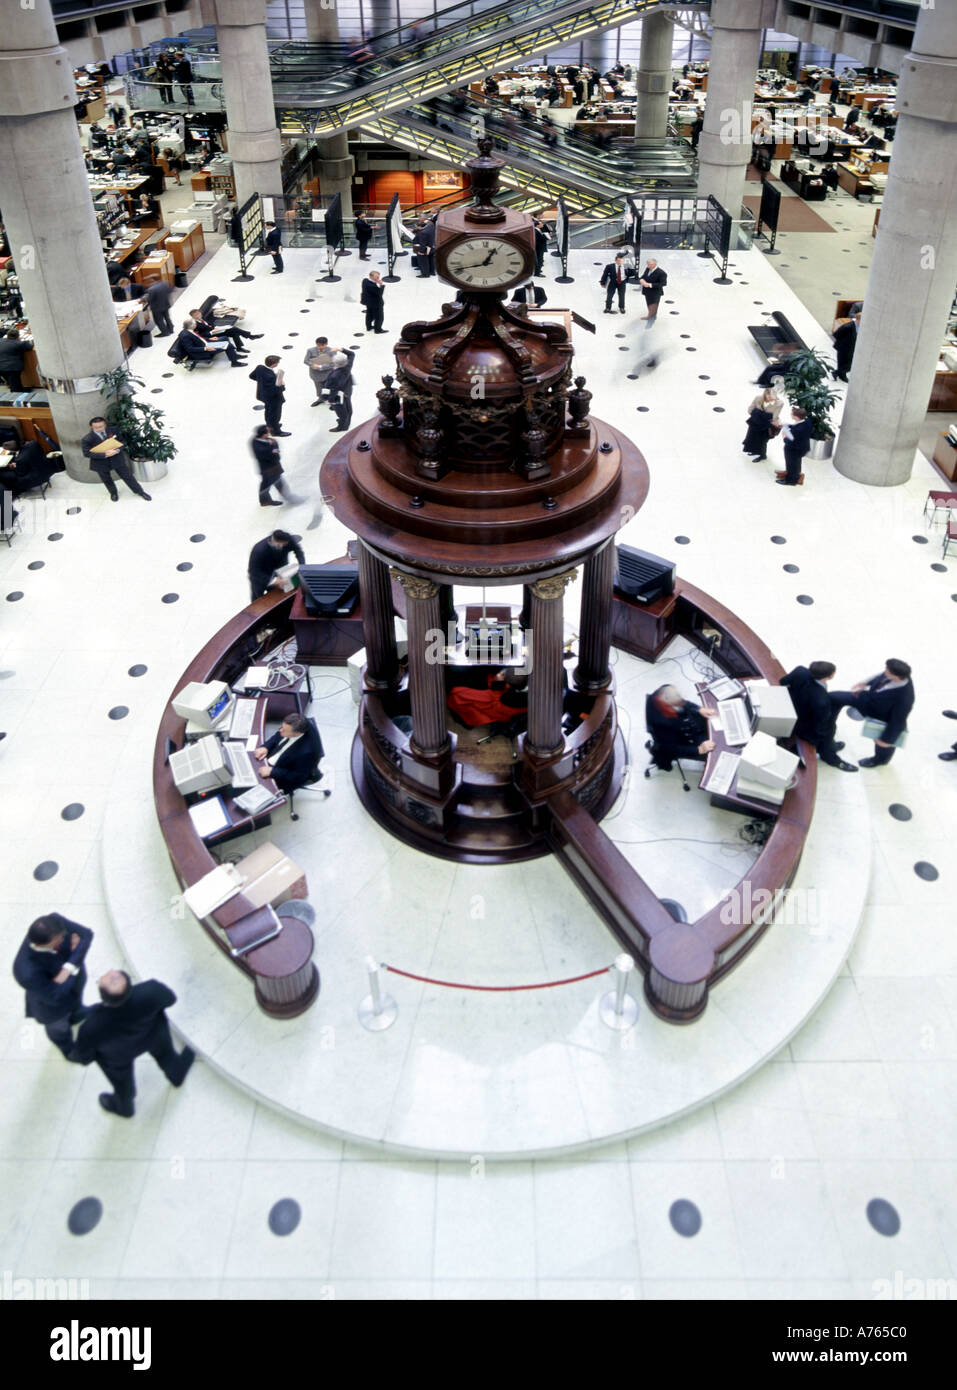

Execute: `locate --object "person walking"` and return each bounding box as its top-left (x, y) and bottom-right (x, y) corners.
top-left (249, 356), bottom-right (289, 435)
top-left (361, 270), bottom-right (386, 332)
top-left (69, 970), bottom-right (195, 1118)
top-left (250, 424), bottom-right (304, 506)
top-left (832, 312), bottom-right (860, 381)
top-left (145, 276), bottom-right (176, 338)
top-left (264, 220), bottom-right (284, 274)
top-left (13, 913), bottom-right (94, 1058)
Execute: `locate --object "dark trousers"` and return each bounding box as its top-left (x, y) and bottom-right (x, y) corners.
top-left (270, 249), bottom-right (284, 273)
top-left (258, 464), bottom-right (286, 504)
top-left (829, 691), bottom-right (898, 763)
top-left (91, 453), bottom-right (148, 499)
top-left (158, 84), bottom-right (174, 103)
top-left (783, 445), bottom-right (805, 484)
top-left (357, 237), bottom-right (371, 260)
top-left (152, 305), bottom-right (174, 335)
top-left (364, 303), bottom-right (384, 331)
top-left (263, 397), bottom-right (283, 430)
top-left (97, 1016), bottom-right (191, 1117)
top-left (210, 327), bottom-right (247, 351)
top-left (331, 396), bottom-right (353, 429)
top-left (179, 84), bottom-right (194, 105)
top-left (605, 282), bottom-right (626, 311)
top-left (1, 370), bottom-right (23, 392)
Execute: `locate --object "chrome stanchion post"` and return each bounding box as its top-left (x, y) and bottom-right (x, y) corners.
top-left (358, 955), bottom-right (398, 1031)
top-left (599, 953), bottom-right (639, 1031)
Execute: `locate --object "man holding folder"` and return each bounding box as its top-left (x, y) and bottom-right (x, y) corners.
top-left (81, 416), bottom-right (152, 502)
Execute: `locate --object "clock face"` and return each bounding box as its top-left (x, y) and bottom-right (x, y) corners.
top-left (443, 237), bottom-right (530, 289)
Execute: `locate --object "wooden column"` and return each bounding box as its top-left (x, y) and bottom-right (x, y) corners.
top-left (526, 570), bottom-right (575, 758)
top-left (358, 542), bottom-right (398, 690)
top-left (392, 571), bottom-right (449, 758)
top-left (575, 541), bottom-right (615, 691)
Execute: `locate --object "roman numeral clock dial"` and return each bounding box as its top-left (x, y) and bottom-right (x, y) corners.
top-left (444, 238), bottom-right (528, 289)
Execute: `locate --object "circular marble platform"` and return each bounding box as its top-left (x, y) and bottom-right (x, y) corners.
top-left (102, 645), bottom-right (871, 1159)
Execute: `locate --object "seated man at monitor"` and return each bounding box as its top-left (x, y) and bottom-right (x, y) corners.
top-left (647, 685), bottom-right (717, 761)
top-left (253, 713), bottom-right (329, 797)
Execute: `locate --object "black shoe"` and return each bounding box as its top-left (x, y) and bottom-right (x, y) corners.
top-left (774, 478), bottom-right (795, 485)
top-left (938, 751), bottom-right (957, 761)
top-left (374, 329), bottom-right (387, 334)
top-left (275, 430), bottom-right (292, 437)
top-left (250, 333), bottom-right (264, 339)
top-left (260, 497), bottom-right (283, 506)
top-left (98, 1093), bottom-right (132, 1118)
top-left (858, 757), bottom-right (883, 768)
top-left (329, 425), bottom-right (348, 432)
top-left (138, 492), bottom-right (152, 501)
top-left (109, 492), bottom-right (119, 502)
top-left (230, 361), bottom-right (245, 367)
top-left (172, 1047), bottom-right (196, 1087)
top-left (603, 309), bottom-right (613, 314)
top-left (619, 308), bottom-right (626, 313)
top-left (753, 455), bottom-right (767, 461)
top-left (321, 789), bottom-right (332, 798)
top-left (833, 759), bottom-right (858, 772)
top-left (833, 742), bottom-right (845, 753)
top-left (156, 331), bottom-right (173, 338)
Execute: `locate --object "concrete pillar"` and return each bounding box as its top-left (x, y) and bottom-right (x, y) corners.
top-left (696, 0), bottom-right (768, 219)
top-left (635, 11), bottom-right (674, 144)
top-left (574, 542), bottom-right (615, 692)
top-left (213, 0), bottom-right (283, 209)
top-left (318, 132), bottom-right (355, 221)
top-left (526, 570), bottom-right (575, 758)
top-left (833, 5), bottom-right (957, 486)
top-left (358, 542), bottom-right (399, 689)
top-left (0, 0), bottom-right (126, 481)
top-left (393, 572), bottom-right (449, 758)
top-left (304, 0), bottom-right (341, 43)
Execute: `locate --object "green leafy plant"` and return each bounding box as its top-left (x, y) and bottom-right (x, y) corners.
top-left (782, 347), bottom-right (841, 440)
top-left (97, 365), bottom-right (177, 463)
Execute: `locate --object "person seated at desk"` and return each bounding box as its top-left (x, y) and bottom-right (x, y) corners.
top-left (253, 713), bottom-right (329, 798)
top-left (0, 329), bottom-right (33, 392)
top-left (780, 662), bottom-right (858, 771)
top-left (105, 257), bottom-right (126, 286)
top-left (646, 685), bottom-right (717, 763)
top-left (111, 276), bottom-right (141, 304)
top-left (132, 193), bottom-right (160, 223)
top-left (0, 439), bottom-right (59, 496)
top-left (248, 528), bottom-right (305, 601)
top-left (447, 669), bottom-right (528, 738)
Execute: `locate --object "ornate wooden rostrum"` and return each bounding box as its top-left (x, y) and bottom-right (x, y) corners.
top-left (321, 138), bottom-right (648, 862)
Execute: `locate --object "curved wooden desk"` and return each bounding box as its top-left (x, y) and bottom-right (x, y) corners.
top-left (153, 590), bottom-right (319, 1018)
top-left (548, 578), bottom-right (817, 1022)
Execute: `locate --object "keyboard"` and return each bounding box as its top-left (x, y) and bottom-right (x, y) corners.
top-left (229, 698), bottom-right (258, 741)
top-left (718, 697), bottom-right (752, 746)
top-left (707, 676), bottom-right (744, 703)
top-left (224, 742), bottom-right (259, 789)
top-left (705, 750), bottom-right (740, 796)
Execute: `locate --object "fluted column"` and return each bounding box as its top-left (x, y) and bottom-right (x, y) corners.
top-left (358, 542), bottom-right (398, 689)
top-left (526, 570), bottom-right (575, 758)
top-left (575, 542), bottom-right (615, 691)
top-left (392, 571), bottom-right (449, 758)
top-left (212, 0), bottom-right (283, 208)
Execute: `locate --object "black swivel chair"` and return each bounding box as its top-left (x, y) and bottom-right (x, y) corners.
top-left (643, 693), bottom-right (692, 792)
top-left (280, 718), bottom-right (331, 821)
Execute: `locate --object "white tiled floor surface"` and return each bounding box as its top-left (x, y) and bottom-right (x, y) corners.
top-left (1, 180), bottom-right (955, 1297)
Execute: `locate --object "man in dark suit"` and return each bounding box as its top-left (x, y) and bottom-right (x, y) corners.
top-left (780, 662), bottom-right (858, 770)
top-left (13, 914), bottom-right (94, 1057)
top-left (833, 313), bottom-right (860, 381)
top-left (411, 219), bottom-right (435, 277)
top-left (830, 659), bottom-right (914, 766)
top-left (254, 713), bottom-right (329, 796)
top-left (533, 217), bottom-right (549, 275)
top-left (188, 307), bottom-right (250, 355)
top-left (264, 220), bottom-right (283, 274)
top-left (600, 253), bottom-right (628, 314)
top-left (145, 278), bottom-right (176, 336)
top-left (646, 684), bottom-right (717, 765)
top-left (325, 349), bottom-right (355, 432)
top-left (174, 51), bottom-right (194, 105)
top-left (0, 439), bottom-right (57, 495)
top-left (176, 319), bottom-right (244, 366)
top-left (249, 355), bottom-right (289, 432)
top-left (777, 407), bottom-right (813, 485)
top-left (511, 279), bottom-right (548, 308)
top-left (69, 970), bottom-right (195, 1117)
top-left (0, 330), bottom-right (33, 391)
top-left (81, 416), bottom-right (151, 501)
top-left (248, 528), bottom-right (305, 601)
top-left (355, 212), bottom-right (374, 260)
top-left (361, 271), bottom-right (386, 332)
top-left (250, 425), bottom-right (303, 506)
top-left (639, 258), bottom-right (667, 322)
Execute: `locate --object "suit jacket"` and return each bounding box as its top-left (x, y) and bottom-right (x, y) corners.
top-left (265, 227), bottom-right (282, 253)
top-left (0, 338), bottom-right (31, 372)
top-left (250, 435), bottom-right (281, 477)
top-left (248, 536), bottom-right (305, 593)
top-left (780, 666), bottom-right (835, 751)
top-left (833, 319), bottom-right (857, 363)
top-left (783, 418), bottom-right (814, 457)
top-left (249, 364), bottom-right (282, 402)
top-left (13, 917), bottom-right (93, 1023)
top-left (360, 278), bottom-right (384, 307)
top-left (355, 216), bottom-right (372, 243)
top-left (70, 980), bottom-right (177, 1069)
top-left (600, 262), bottom-right (627, 289)
top-left (512, 285), bottom-right (548, 306)
top-left (81, 427), bottom-right (127, 466)
top-left (325, 350), bottom-right (354, 397)
top-left (854, 674), bottom-right (914, 744)
top-left (639, 266), bottom-right (667, 302)
top-left (647, 699), bottom-right (709, 761)
top-left (175, 60), bottom-right (193, 82)
top-left (146, 280), bottom-right (174, 311)
top-left (264, 723), bottom-right (324, 785)
top-left (1, 441), bottom-right (46, 486)
top-left (177, 327), bottom-right (216, 359)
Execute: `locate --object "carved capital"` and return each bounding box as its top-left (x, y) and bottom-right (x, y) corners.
top-left (390, 568), bottom-right (439, 601)
top-left (530, 570), bottom-right (577, 602)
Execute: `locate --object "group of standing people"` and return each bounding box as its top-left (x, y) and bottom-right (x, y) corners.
top-left (599, 253), bottom-right (667, 321)
top-left (742, 384), bottom-right (813, 485)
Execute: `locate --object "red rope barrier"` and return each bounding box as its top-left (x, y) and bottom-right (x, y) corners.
top-left (383, 964), bottom-right (610, 992)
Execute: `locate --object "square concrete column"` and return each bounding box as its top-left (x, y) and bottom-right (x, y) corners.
top-left (635, 12), bottom-right (674, 144)
top-left (213, 0), bottom-right (284, 208)
top-left (696, 0), bottom-right (771, 221)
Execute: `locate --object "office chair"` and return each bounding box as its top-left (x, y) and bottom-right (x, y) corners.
top-left (643, 693), bottom-right (691, 792)
top-left (286, 718), bottom-right (331, 821)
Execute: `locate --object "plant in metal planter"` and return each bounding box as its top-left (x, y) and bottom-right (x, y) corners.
top-left (782, 347), bottom-right (841, 441)
top-left (97, 365), bottom-right (177, 463)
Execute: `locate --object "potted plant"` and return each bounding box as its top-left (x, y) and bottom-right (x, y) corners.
top-left (781, 347), bottom-right (841, 460)
top-left (97, 365), bottom-right (177, 481)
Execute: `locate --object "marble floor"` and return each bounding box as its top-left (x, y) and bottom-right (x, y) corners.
top-left (1, 215), bottom-right (955, 1297)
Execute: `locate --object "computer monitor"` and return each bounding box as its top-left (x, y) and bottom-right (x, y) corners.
top-left (171, 680), bottom-right (232, 731)
top-left (169, 735), bottom-right (232, 796)
top-left (613, 545), bottom-right (676, 605)
top-left (298, 564), bottom-right (359, 616)
top-left (750, 682), bottom-right (797, 739)
top-left (738, 731), bottom-right (799, 791)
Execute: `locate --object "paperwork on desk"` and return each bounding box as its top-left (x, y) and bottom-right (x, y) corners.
top-left (186, 794), bottom-right (231, 843)
top-left (182, 858), bottom-right (243, 917)
top-left (183, 842), bottom-right (305, 919)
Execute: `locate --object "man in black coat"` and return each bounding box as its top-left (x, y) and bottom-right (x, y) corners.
top-left (81, 416), bottom-right (151, 501)
top-left (174, 52), bottom-right (194, 105)
top-left (325, 349), bottom-right (355, 432)
top-left (829, 659), bottom-right (915, 766)
top-left (533, 217), bottom-right (549, 274)
top-left (646, 685), bottom-right (717, 765)
top-left (69, 970), bottom-right (195, 1117)
top-left (411, 219), bottom-right (435, 277)
top-left (254, 713), bottom-right (329, 796)
top-left (0, 439), bottom-right (57, 495)
top-left (511, 280), bottom-right (548, 308)
top-left (249, 355), bottom-right (289, 432)
top-left (264, 220), bottom-right (283, 273)
top-left (145, 278), bottom-right (176, 336)
top-left (188, 307), bottom-right (250, 355)
top-left (639, 258), bottom-right (667, 322)
top-left (13, 914), bottom-right (94, 1057)
top-left (777, 407), bottom-right (814, 485)
top-left (248, 528), bottom-right (305, 601)
top-left (780, 662), bottom-right (858, 770)
top-left (833, 313), bottom-right (860, 381)
top-left (600, 253), bottom-right (628, 314)
top-left (361, 271), bottom-right (386, 332)
top-left (355, 212), bottom-right (373, 260)
top-left (0, 330), bottom-right (33, 391)
top-left (176, 320), bottom-right (244, 366)
top-left (250, 425), bottom-right (303, 506)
